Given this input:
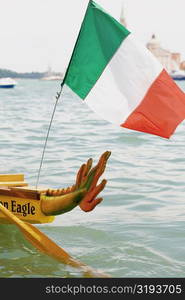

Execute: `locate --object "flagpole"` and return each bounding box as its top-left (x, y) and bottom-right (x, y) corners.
top-left (35, 83), bottom-right (64, 189)
top-left (35, 0), bottom-right (92, 188)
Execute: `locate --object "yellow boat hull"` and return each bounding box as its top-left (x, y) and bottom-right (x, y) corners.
top-left (0, 174), bottom-right (54, 224)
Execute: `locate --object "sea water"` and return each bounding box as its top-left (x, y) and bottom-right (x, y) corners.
top-left (0, 79), bottom-right (185, 278)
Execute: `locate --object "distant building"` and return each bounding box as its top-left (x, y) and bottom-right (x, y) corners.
top-left (119, 6), bottom-right (184, 74)
top-left (120, 4), bottom-right (127, 27)
top-left (42, 66), bottom-right (63, 81)
top-left (146, 34), bottom-right (182, 73)
top-left (180, 61), bottom-right (185, 71)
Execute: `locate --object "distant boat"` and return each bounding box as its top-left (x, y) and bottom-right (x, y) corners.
top-left (170, 70), bottom-right (185, 81)
top-left (41, 66), bottom-right (63, 81)
top-left (42, 75), bottom-right (63, 81)
top-left (0, 77), bottom-right (17, 88)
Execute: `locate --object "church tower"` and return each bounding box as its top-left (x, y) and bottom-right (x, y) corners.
top-left (120, 3), bottom-right (127, 27)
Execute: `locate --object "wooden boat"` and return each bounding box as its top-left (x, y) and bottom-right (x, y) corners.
top-left (0, 150), bottom-right (111, 278)
top-left (0, 173), bottom-right (111, 277)
top-left (0, 151), bottom-right (111, 225)
top-left (0, 174), bottom-right (54, 224)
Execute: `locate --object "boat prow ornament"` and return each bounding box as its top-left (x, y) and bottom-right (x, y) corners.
top-left (0, 151), bottom-right (111, 224)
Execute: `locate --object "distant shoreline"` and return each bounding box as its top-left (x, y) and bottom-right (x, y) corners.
top-left (0, 68), bottom-right (63, 79)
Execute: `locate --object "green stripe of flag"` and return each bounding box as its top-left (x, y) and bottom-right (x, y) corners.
top-left (64, 0), bottom-right (130, 99)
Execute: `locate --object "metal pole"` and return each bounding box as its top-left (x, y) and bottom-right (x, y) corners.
top-left (35, 0), bottom-right (91, 188)
top-left (35, 83), bottom-right (64, 189)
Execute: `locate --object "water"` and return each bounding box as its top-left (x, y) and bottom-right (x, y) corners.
top-left (0, 79), bottom-right (185, 278)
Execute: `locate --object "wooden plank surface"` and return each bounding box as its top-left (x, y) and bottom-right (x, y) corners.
top-left (0, 181), bottom-right (28, 187)
top-left (0, 174), bottom-right (47, 200)
top-left (0, 187), bottom-right (39, 200)
top-left (0, 186), bottom-right (47, 200)
top-left (0, 174), bottom-right (24, 182)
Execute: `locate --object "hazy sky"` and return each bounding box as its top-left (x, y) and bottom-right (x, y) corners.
top-left (0, 0), bottom-right (185, 72)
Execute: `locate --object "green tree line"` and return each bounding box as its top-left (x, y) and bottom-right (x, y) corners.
top-left (0, 68), bottom-right (46, 79)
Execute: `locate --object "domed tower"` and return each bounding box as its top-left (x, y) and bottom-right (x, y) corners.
top-left (146, 34), bottom-right (160, 51)
top-left (147, 34), bottom-right (172, 72)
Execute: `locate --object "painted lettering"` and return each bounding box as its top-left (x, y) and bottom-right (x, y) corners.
top-left (11, 200), bottom-right (36, 217)
top-left (31, 206), bottom-right (35, 215)
top-left (11, 200), bottom-right (17, 212)
top-left (0, 200), bottom-right (9, 209)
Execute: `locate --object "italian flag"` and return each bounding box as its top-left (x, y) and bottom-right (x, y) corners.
top-left (63, 0), bottom-right (185, 139)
